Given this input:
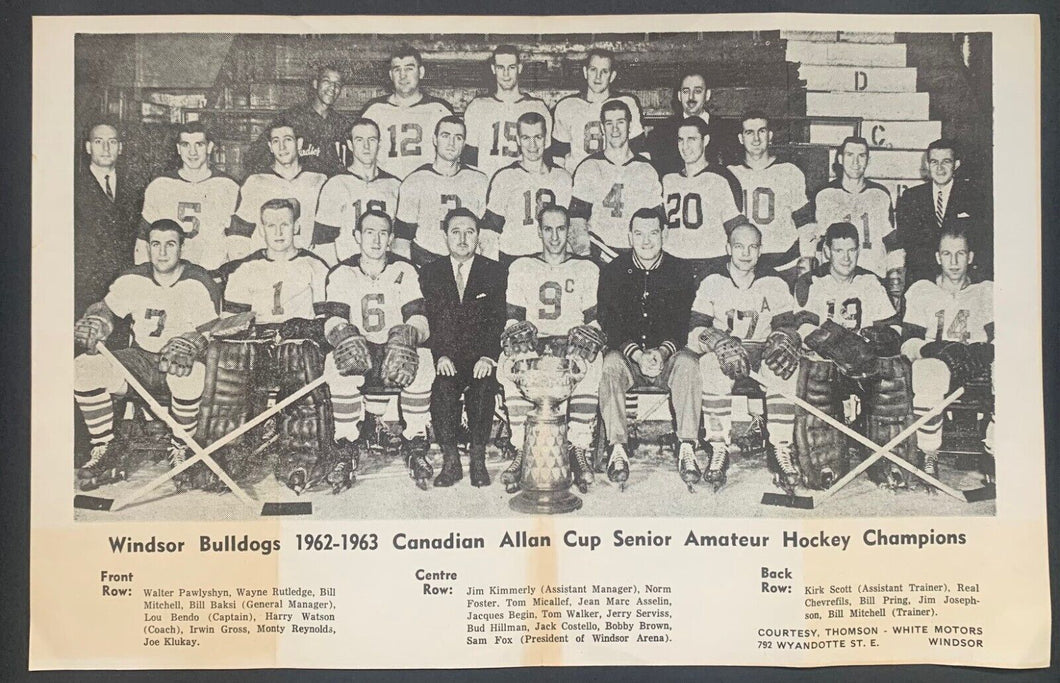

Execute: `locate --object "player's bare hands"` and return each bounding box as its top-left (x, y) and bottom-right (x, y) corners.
top-left (473, 358), bottom-right (494, 379)
top-left (437, 356), bottom-right (457, 376)
top-left (638, 348), bottom-right (664, 378)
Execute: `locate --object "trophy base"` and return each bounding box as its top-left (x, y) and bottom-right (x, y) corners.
top-left (509, 488), bottom-right (583, 515)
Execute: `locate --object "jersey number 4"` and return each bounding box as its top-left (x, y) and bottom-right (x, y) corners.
top-left (387, 123), bottom-right (423, 158)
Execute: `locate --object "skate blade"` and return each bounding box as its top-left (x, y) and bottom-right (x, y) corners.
top-left (761, 492), bottom-right (814, 509)
top-left (261, 502), bottom-right (313, 516)
top-left (74, 494), bottom-right (113, 511)
top-left (963, 484), bottom-right (996, 503)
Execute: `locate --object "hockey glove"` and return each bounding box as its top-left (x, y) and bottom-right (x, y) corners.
top-left (566, 325), bottom-right (606, 362)
top-left (328, 324), bottom-right (372, 376)
top-left (382, 325), bottom-right (420, 388)
top-left (858, 324), bottom-right (902, 358)
top-left (158, 331), bottom-right (207, 377)
top-left (501, 320), bottom-right (538, 356)
top-left (763, 328), bottom-right (802, 380)
top-left (921, 340), bottom-right (973, 385)
top-left (804, 320), bottom-right (879, 379)
top-left (74, 302), bottom-right (114, 354)
top-left (700, 327), bottom-right (750, 380)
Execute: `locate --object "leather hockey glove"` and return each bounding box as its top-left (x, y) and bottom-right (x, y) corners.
top-left (157, 331), bottom-right (208, 377)
top-left (804, 320), bottom-right (879, 379)
top-left (763, 327), bottom-right (802, 380)
top-left (327, 323), bottom-right (372, 376)
top-left (500, 320), bottom-right (538, 356)
top-left (566, 325), bottom-right (606, 362)
top-left (74, 302), bottom-right (114, 354)
top-left (920, 340), bottom-right (973, 385)
top-left (858, 324), bottom-right (902, 358)
top-left (701, 327), bottom-right (749, 380)
top-left (382, 324), bottom-right (420, 388)
top-left (965, 342), bottom-right (994, 377)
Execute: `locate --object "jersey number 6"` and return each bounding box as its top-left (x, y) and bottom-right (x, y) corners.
top-left (361, 293), bottom-right (387, 333)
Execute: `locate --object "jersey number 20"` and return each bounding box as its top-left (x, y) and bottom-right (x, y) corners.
top-left (665, 192), bottom-right (703, 230)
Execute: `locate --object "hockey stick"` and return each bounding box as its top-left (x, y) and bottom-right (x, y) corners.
top-left (89, 344), bottom-right (323, 512)
top-left (750, 371), bottom-right (967, 504)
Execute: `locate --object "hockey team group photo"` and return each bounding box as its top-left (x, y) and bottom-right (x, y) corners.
top-left (70, 29), bottom-right (997, 520)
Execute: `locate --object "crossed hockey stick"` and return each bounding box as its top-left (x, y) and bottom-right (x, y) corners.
top-left (84, 344), bottom-right (324, 512)
top-left (750, 371), bottom-right (972, 506)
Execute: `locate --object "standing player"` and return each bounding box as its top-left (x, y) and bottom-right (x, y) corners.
top-left (73, 219), bottom-right (220, 490)
top-left (688, 222), bottom-right (803, 492)
top-left (497, 205), bottom-right (603, 494)
top-left (393, 116), bottom-right (489, 265)
top-left (312, 117), bottom-right (402, 265)
top-left (902, 228), bottom-right (993, 479)
top-left (482, 111), bottom-right (573, 266)
top-left (662, 116), bottom-right (745, 284)
top-left (228, 120), bottom-right (328, 261)
top-left (319, 210), bottom-right (437, 490)
top-left (136, 122), bottom-right (240, 271)
top-left (463, 45), bottom-right (552, 180)
top-left (551, 48), bottom-right (646, 172)
top-left (727, 112), bottom-right (815, 281)
top-left (361, 45), bottom-right (454, 180)
top-left (794, 222), bottom-right (914, 490)
top-left (568, 100), bottom-right (662, 256)
top-left (813, 136), bottom-right (904, 305)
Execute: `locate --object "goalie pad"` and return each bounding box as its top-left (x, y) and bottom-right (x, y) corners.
top-left (805, 320), bottom-right (878, 379)
top-left (566, 325), bottom-right (606, 362)
top-left (74, 301), bottom-right (114, 354)
top-left (382, 325), bottom-right (420, 388)
top-left (501, 320), bottom-right (538, 356)
top-left (158, 332), bottom-right (208, 377)
top-left (271, 340), bottom-right (337, 492)
top-left (196, 339), bottom-right (265, 482)
top-left (763, 328), bottom-right (801, 380)
top-left (862, 355), bottom-right (916, 486)
top-left (794, 357), bottom-right (848, 490)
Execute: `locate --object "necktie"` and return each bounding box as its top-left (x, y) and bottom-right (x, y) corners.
top-left (104, 174), bottom-right (114, 200)
top-left (935, 189), bottom-right (944, 227)
top-left (456, 261), bottom-right (466, 301)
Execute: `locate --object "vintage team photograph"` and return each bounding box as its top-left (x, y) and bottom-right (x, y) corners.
top-left (69, 28), bottom-right (997, 520)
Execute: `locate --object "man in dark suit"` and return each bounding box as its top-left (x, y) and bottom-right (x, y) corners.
top-left (75, 120), bottom-right (144, 329)
top-left (421, 207), bottom-right (508, 487)
top-left (895, 138), bottom-right (992, 286)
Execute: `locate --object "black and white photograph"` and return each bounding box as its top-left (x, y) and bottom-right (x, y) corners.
top-left (68, 28), bottom-right (998, 521)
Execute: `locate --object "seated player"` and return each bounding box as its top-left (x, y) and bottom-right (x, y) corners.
top-left (462, 45), bottom-right (552, 180)
top-left (136, 121), bottom-right (240, 271)
top-left (813, 136), bottom-right (905, 307)
top-left (319, 209), bottom-right (437, 490)
top-left (902, 228), bottom-right (993, 480)
top-left (687, 221), bottom-right (802, 492)
top-left (214, 198), bottom-right (345, 492)
top-left (794, 221), bottom-right (913, 490)
top-left (498, 205), bottom-right (604, 494)
top-left (568, 100), bottom-right (662, 258)
top-left (727, 111), bottom-right (815, 282)
top-left (597, 208), bottom-right (700, 485)
top-left (482, 111), bottom-right (573, 268)
top-left (73, 219), bottom-right (220, 490)
top-left (393, 116), bottom-right (489, 266)
top-left (228, 119), bottom-right (328, 261)
top-left (661, 116), bottom-right (745, 285)
top-left (312, 117), bottom-right (402, 265)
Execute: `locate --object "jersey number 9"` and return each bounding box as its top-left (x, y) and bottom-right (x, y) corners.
top-left (538, 281), bottom-right (563, 320)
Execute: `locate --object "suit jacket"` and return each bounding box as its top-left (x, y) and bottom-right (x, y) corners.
top-left (421, 255), bottom-right (508, 367)
top-left (74, 161), bottom-right (144, 316)
top-left (895, 179), bottom-right (992, 285)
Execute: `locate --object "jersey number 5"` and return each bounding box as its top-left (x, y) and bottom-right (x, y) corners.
top-left (177, 201), bottom-right (201, 238)
top-left (361, 293), bottom-right (386, 333)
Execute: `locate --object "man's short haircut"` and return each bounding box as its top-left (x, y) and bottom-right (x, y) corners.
top-left (538, 203), bottom-right (569, 227)
top-left (517, 111), bottom-right (548, 132)
top-left (837, 136), bottom-right (870, 158)
top-left (442, 206), bottom-right (480, 232)
top-left (938, 221), bottom-right (974, 252)
top-left (678, 68), bottom-right (708, 86)
top-left (83, 118), bottom-right (121, 143)
top-left (586, 47), bottom-right (616, 67)
top-left (390, 43), bottom-right (423, 66)
top-left (491, 44), bottom-right (520, 64)
top-left (267, 118), bottom-right (299, 139)
top-left (600, 99), bottom-right (632, 124)
top-left (434, 115), bottom-right (466, 138)
top-left (727, 217), bottom-right (761, 242)
top-left (740, 110), bottom-right (770, 129)
top-left (677, 116), bottom-right (710, 138)
top-left (927, 137), bottom-right (960, 161)
top-left (824, 221), bottom-right (860, 246)
top-left (175, 120), bottom-right (213, 144)
top-left (629, 206), bottom-right (666, 230)
top-left (357, 208), bottom-right (393, 233)
top-left (349, 117), bottom-right (381, 138)
top-left (314, 63), bottom-right (342, 80)
top-left (148, 218), bottom-right (186, 244)
top-left (260, 197), bottom-right (301, 223)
